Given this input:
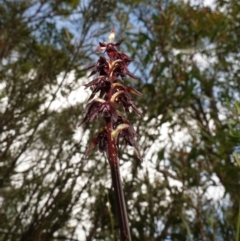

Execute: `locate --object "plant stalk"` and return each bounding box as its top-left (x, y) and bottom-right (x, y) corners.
top-left (106, 119), bottom-right (131, 241)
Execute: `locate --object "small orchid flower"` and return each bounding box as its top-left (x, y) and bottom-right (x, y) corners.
top-left (84, 76), bottom-right (110, 100)
top-left (79, 98), bottom-right (118, 126)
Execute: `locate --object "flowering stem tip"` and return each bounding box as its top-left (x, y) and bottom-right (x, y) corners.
top-left (80, 30), bottom-right (143, 241)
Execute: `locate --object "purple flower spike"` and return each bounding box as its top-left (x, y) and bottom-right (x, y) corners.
top-left (80, 29), bottom-right (143, 161)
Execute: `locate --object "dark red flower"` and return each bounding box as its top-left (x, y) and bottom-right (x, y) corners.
top-left (110, 59), bottom-right (138, 80)
top-left (96, 40), bottom-right (123, 60)
top-left (83, 56), bottom-right (108, 77)
top-left (79, 98), bottom-right (118, 126)
top-left (82, 114), bottom-right (142, 162)
top-left (110, 90), bottom-right (142, 116)
top-left (84, 76), bottom-right (110, 100)
top-left (117, 52), bottom-right (133, 65)
top-left (111, 118), bottom-right (143, 162)
top-left (112, 82), bottom-right (142, 97)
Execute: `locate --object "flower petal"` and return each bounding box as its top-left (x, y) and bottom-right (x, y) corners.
top-left (126, 86), bottom-right (143, 96)
top-left (111, 123), bottom-right (129, 138)
top-left (84, 137), bottom-right (98, 158)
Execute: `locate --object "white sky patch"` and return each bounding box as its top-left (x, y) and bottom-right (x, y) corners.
top-left (187, 0), bottom-right (216, 9)
top-left (193, 51), bottom-right (217, 70)
top-left (202, 0), bottom-right (216, 8)
top-left (205, 173), bottom-right (225, 201)
top-left (173, 45), bottom-right (217, 71)
top-left (48, 71), bottom-right (90, 111)
top-left (0, 82), bottom-right (7, 113)
top-left (144, 115), bottom-right (196, 162)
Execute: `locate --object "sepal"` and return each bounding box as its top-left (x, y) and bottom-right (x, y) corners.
top-left (111, 123), bottom-right (130, 139)
top-left (110, 90), bottom-right (142, 116)
top-left (112, 116), bottom-right (143, 162)
top-left (112, 82), bottom-right (143, 96)
top-left (84, 127), bottom-right (107, 158)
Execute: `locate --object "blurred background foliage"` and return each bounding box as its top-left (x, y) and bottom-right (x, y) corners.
top-left (0, 0), bottom-right (240, 240)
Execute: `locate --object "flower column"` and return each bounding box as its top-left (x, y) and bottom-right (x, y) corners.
top-left (80, 30), bottom-right (142, 241)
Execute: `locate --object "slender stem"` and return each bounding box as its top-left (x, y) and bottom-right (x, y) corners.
top-left (106, 119), bottom-right (131, 241)
top-left (236, 199), bottom-right (240, 241)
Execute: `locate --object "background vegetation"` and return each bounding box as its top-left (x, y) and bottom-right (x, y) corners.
top-left (0, 0), bottom-right (240, 240)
